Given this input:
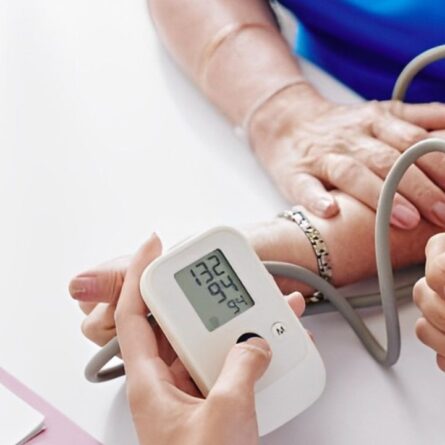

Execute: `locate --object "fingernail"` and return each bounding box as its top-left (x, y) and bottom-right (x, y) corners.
top-left (246, 337), bottom-right (271, 355)
top-left (432, 202), bottom-right (445, 226)
top-left (391, 205), bottom-right (420, 229)
top-left (69, 275), bottom-right (96, 300)
top-left (314, 197), bottom-right (337, 216)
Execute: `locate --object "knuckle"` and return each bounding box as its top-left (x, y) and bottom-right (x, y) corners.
top-left (412, 278), bottom-right (427, 307)
top-left (405, 171), bottom-right (440, 203)
top-left (426, 234), bottom-right (444, 255)
top-left (431, 252), bottom-right (445, 278)
top-left (415, 318), bottom-right (430, 344)
top-left (114, 305), bottom-right (124, 328)
top-left (327, 156), bottom-right (362, 185)
top-left (371, 149), bottom-right (398, 175)
top-left (293, 137), bottom-right (318, 159)
top-left (406, 128), bottom-right (427, 144)
top-left (82, 308), bottom-right (115, 346)
top-left (81, 316), bottom-right (99, 342)
top-left (413, 282), bottom-right (445, 331)
top-left (291, 174), bottom-right (319, 197)
top-left (208, 388), bottom-right (239, 410)
top-left (209, 384), bottom-right (254, 415)
top-left (366, 100), bottom-right (383, 117)
top-left (432, 307), bottom-right (445, 331)
top-left (329, 135), bottom-right (350, 153)
top-left (426, 253), bottom-right (445, 295)
top-left (283, 159), bottom-right (319, 199)
top-left (429, 154), bottom-right (445, 187)
top-left (289, 156), bottom-right (315, 175)
top-left (279, 169), bottom-right (304, 198)
top-left (435, 254), bottom-right (445, 276)
top-left (387, 100), bottom-right (404, 118)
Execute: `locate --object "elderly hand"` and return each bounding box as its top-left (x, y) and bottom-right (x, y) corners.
top-left (71, 234), bottom-right (306, 445)
top-left (414, 233), bottom-right (445, 371)
top-left (250, 84), bottom-right (445, 230)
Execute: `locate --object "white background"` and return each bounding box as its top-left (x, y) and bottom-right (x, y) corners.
top-left (1, 1), bottom-right (444, 444)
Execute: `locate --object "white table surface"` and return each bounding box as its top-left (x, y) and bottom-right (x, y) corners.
top-left (1, 1), bottom-right (444, 444)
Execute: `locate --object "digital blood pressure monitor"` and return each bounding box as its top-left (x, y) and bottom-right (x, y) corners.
top-left (140, 226), bottom-right (326, 436)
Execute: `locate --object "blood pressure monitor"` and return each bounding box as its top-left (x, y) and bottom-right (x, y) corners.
top-left (140, 226), bottom-right (326, 436)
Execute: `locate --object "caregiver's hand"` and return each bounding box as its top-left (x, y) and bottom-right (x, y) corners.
top-left (68, 231), bottom-right (309, 442)
top-left (414, 233), bottom-right (445, 372)
top-left (91, 234), bottom-right (304, 445)
top-left (250, 86), bottom-right (445, 229)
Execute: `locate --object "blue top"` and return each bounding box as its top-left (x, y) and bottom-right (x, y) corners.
top-left (278, 0), bottom-right (445, 102)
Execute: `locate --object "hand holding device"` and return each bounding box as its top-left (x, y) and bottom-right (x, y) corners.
top-left (115, 233), bottom-right (308, 445)
top-left (139, 227), bottom-right (325, 435)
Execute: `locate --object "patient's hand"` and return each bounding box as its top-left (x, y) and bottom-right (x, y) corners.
top-left (247, 192), bottom-right (440, 293)
top-left (70, 192), bottom-right (440, 346)
top-left (413, 233), bottom-right (445, 372)
top-left (69, 254), bottom-right (127, 347)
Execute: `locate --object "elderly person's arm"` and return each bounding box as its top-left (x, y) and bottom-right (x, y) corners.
top-left (148, 0), bottom-right (445, 228)
top-left (248, 192), bottom-right (439, 293)
top-left (70, 192), bottom-right (440, 346)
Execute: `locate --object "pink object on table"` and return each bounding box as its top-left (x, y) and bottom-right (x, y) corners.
top-left (0, 368), bottom-right (102, 445)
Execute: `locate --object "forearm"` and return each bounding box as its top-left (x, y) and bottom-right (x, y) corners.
top-left (148, 0), bottom-right (321, 124)
top-left (245, 192), bottom-right (440, 293)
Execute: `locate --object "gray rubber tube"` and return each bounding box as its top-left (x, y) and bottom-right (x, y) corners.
top-left (85, 336), bottom-right (123, 383)
top-left (392, 45), bottom-right (445, 101)
top-left (84, 285), bottom-right (412, 382)
top-left (81, 279), bottom-right (415, 382)
top-left (374, 138), bottom-right (445, 364)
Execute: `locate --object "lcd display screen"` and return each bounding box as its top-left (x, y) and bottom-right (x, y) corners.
top-left (174, 249), bottom-right (255, 331)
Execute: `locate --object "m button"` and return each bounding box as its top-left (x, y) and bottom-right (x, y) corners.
top-left (272, 322), bottom-right (286, 338)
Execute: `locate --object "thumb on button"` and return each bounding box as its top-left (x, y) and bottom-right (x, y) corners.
top-left (209, 337), bottom-right (272, 404)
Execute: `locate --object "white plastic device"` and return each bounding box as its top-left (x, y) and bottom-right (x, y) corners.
top-left (140, 226), bottom-right (326, 436)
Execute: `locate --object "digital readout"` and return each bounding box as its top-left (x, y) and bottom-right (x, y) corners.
top-left (174, 249), bottom-right (255, 331)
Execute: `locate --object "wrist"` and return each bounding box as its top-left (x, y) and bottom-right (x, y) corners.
top-left (242, 218), bottom-right (318, 295)
top-left (249, 82), bottom-right (332, 154)
top-left (203, 23), bottom-right (306, 124)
